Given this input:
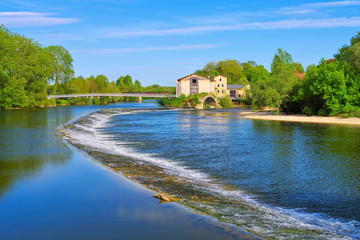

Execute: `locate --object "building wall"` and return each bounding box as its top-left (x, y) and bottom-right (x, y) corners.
top-left (176, 75), bottom-right (215, 97)
top-left (227, 85), bottom-right (250, 99)
top-left (176, 78), bottom-right (190, 96)
top-left (198, 79), bottom-right (214, 94)
top-left (214, 76), bottom-right (227, 97)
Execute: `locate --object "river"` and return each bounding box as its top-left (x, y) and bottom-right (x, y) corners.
top-left (1, 102), bottom-right (360, 239)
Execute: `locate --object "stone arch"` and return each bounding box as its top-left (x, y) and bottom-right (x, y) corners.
top-left (200, 95), bottom-right (218, 108)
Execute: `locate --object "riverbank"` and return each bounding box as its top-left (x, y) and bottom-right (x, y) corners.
top-left (240, 110), bottom-right (360, 125)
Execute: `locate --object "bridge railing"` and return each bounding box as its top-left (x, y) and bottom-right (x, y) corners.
top-left (47, 93), bottom-right (175, 99)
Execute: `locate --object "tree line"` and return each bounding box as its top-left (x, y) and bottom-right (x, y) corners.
top-left (195, 32), bottom-right (360, 117)
top-left (0, 25), bottom-right (174, 109)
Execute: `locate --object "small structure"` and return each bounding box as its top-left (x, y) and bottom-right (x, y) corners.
top-left (214, 75), bottom-right (227, 96)
top-left (295, 70), bottom-right (305, 80)
top-left (176, 73), bottom-right (249, 100)
top-left (201, 95), bottom-right (218, 108)
top-left (227, 84), bottom-right (250, 100)
top-left (176, 74), bottom-right (215, 97)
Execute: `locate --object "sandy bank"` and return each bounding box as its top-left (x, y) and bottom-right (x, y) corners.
top-left (240, 111), bottom-right (360, 125)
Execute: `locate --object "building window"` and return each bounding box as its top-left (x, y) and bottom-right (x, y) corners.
top-left (217, 84), bottom-right (219, 87)
top-left (220, 78), bottom-right (222, 81)
top-left (217, 90), bottom-right (220, 93)
top-left (192, 79), bottom-right (197, 84)
top-left (222, 84), bottom-right (224, 87)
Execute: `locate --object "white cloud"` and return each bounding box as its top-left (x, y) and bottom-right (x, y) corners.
top-left (244, 17), bottom-right (360, 29)
top-left (304, 0), bottom-right (360, 8)
top-left (72, 44), bottom-right (218, 54)
top-left (104, 17), bottom-right (360, 38)
top-left (0, 12), bottom-right (79, 27)
top-left (278, 1), bottom-right (360, 15)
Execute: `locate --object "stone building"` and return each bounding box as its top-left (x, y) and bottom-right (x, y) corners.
top-left (176, 73), bottom-right (248, 99)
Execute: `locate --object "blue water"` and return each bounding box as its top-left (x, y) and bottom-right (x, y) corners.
top-left (1, 102), bottom-right (258, 240)
top-left (61, 107), bottom-right (360, 239)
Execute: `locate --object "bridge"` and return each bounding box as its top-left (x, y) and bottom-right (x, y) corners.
top-left (48, 92), bottom-right (175, 102)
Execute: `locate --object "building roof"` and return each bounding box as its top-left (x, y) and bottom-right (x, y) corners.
top-left (295, 70), bottom-right (305, 80)
top-left (227, 84), bottom-right (244, 90)
top-left (177, 73), bottom-right (215, 82)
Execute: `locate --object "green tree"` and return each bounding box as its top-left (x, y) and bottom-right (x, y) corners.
top-left (0, 25), bottom-right (54, 108)
top-left (216, 59), bottom-right (245, 84)
top-left (250, 49), bottom-right (299, 112)
top-left (123, 75), bottom-right (133, 87)
top-left (245, 65), bottom-right (269, 83)
top-left (116, 76), bottom-right (129, 92)
top-left (46, 45), bottom-right (74, 94)
top-left (94, 74), bottom-right (109, 93)
top-left (295, 60), bottom-right (360, 116)
top-left (195, 62), bottom-right (219, 79)
top-left (132, 80), bottom-right (142, 92)
top-left (64, 77), bottom-right (87, 94)
top-left (293, 62), bottom-right (304, 73)
top-left (107, 81), bottom-right (120, 93)
top-left (335, 32), bottom-right (360, 72)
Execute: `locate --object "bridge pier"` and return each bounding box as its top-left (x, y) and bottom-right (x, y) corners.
top-left (139, 96), bottom-right (142, 103)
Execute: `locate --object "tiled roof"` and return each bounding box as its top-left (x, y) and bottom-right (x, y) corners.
top-left (227, 84), bottom-right (244, 90)
top-left (177, 74), bottom-right (214, 82)
top-left (295, 70), bottom-right (305, 80)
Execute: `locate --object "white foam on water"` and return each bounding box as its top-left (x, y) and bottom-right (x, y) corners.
top-left (61, 109), bottom-right (360, 239)
top-left (62, 110), bottom-right (210, 182)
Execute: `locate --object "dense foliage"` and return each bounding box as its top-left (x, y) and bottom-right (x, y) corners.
top-left (218, 96), bottom-right (233, 108)
top-left (250, 49), bottom-right (300, 113)
top-left (0, 26), bottom-right (174, 109)
top-left (294, 60), bottom-right (360, 116)
top-left (0, 25), bottom-right (54, 108)
top-left (2, 25), bottom-right (360, 115)
top-left (249, 33), bottom-right (360, 116)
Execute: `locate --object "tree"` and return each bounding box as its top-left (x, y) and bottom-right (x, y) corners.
top-left (216, 59), bottom-right (245, 84)
top-left (335, 32), bottom-right (360, 72)
top-left (133, 80), bottom-right (142, 92)
top-left (250, 49), bottom-right (299, 112)
top-left (123, 75), bottom-right (133, 87)
top-left (46, 45), bottom-right (74, 94)
top-left (116, 76), bottom-right (129, 92)
top-left (94, 75), bottom-right (109, 93)
top-left (293, 62), bottom-right (304, 73)
top-left (64, 77), bottom-right (87, 94)
top-left (0, 25), bottom-right (54, 108)
top-left (107, 81), bottom-right (120, 93)
top-left (195, 59), bottom-right (246, 84)
top-left (195, 62), bottom-right (219, 80)
top-left (295, 60), bottom-right (360, 116)
top-left (246, 65), bottom-right (269, 83)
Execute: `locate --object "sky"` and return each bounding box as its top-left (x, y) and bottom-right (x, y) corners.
top-left (1, 0), bottom-right (360, 86)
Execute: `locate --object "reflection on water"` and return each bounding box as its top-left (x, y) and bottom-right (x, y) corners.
top-left (0, 108), bottom-right (73, 197)
top-left (1, 103), bottom-right (253, 240)
top-left (250, 120), bottom-right (360, 220)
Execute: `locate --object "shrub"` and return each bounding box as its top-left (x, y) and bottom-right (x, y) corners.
top-left (56, 99), bottom-right (70, 106)
top-left (219, 96), bottom-right (233, 108)
top-left (158, 97), bottom-right (171, 106)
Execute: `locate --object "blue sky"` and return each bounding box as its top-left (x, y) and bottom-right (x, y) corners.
top-left (1, 0), bottom-right (360, 86)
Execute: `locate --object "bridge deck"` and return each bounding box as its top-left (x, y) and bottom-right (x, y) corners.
top-left (48, 93), bottom-right (175, 99)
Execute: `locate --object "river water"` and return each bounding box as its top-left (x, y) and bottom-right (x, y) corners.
top-left (1, 103), bottom-right (360, 239)
top-left (0, 102), bottom-right (257, 240)
top-left (60, 106), bottom-right (360, 239)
